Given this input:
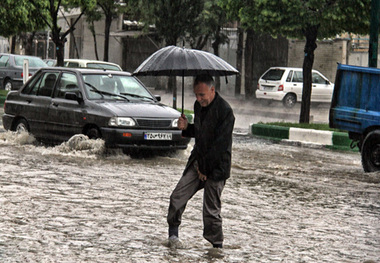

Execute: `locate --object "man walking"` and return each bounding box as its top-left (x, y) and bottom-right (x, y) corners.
top-left (167, 74), bottom-right (235, 248)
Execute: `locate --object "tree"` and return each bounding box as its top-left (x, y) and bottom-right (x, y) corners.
top-left (132, 0), bottom-right (204, 109)
top-left (220, 0), bottom-right (370, 123)
top-left (96, 0), bottom-right (127, 61)
top-left (28, 0), bottom-right (96, 66)
top-left (0, 0), bottom-right (46, 54)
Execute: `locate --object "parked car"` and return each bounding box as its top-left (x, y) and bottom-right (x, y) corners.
top-left (2, 68), bottom-right (190, 154)
top-left (256, 67), bottom-right (334, 108)
top-left (0, 53), bottom-right (48, 91)
top-left (64, 59), bottom-right (122, 71)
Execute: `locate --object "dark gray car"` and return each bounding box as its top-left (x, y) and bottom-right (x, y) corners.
top-left (0, 53), bottom-right (48, 90)
top-left (2, 67), bottom-right (190, 153)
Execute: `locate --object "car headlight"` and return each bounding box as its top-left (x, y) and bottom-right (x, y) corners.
top-left (172, 118), bottom-right (178, 128)
top-left (109, 117), bottom-right (136, 127)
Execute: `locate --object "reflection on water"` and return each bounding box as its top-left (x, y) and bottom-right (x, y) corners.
top-left (0, 132), bottom-right (379, 262)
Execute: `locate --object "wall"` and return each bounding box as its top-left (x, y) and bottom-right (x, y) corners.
top-left (287, 39), bottom-right (349, 82)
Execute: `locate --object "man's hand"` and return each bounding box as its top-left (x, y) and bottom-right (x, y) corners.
top-left (177, 114), bottom-right (188, 130)
top-left (197, 169), bottom-right (207, 181)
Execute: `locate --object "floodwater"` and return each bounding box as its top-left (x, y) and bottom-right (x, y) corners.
top-left (0, 131), bottom-right (379, 263)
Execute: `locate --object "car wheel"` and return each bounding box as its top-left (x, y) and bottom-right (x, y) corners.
top-left (4, 79), bottom-right (12, 91)
top-left (361, 130), bottom-right (380, 172)
top-left (283, 93), bottom-right (296, 108)
top-left (86, 127), bottom-right (101, 139)
top-left (14, 119), bottom-right (30, 133)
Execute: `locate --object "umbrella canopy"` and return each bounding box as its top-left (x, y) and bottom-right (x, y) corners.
top-left (133, 45), bottom-right (239, 114)
top-left (133, 45), bottom-right (239, 77)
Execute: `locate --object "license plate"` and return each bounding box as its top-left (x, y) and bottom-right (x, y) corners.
top-left (144, 132), bottom-right (172, 140)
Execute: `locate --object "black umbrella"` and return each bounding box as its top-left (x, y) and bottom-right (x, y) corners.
top-left (133, 45), bottom-right (239, 113)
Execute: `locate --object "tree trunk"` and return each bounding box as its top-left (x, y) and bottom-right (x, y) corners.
top-left (244, 29), bottom-right (254, 99)
top-left (90, 22), bottom-right (99, 60)
top-left (299, 24), bottom-right (319, 124)
top-left (235, 27), bottom-right (243, 97)
top-left (11, 36), bottom-right (16, 54)
top-left (103, 14), bottom-right (112, 62)
top-left (212, 27), bottom-right (221, 92)
top-left (53, 32), bottom-right (65, 66)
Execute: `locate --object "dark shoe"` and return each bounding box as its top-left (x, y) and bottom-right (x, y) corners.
top-left (213, 243), bottom-right (223, 248)
top-left (168, 235), bottom-right (182, 248)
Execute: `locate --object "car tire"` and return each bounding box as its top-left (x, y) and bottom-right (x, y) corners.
top-left (86, 127), bottom-right (101, 139)
top-left (4, 79), bottom-right (12, 91)
top-left (14, 119), bottom-right (30, 133)
top-left (283, 93), bottom-right (296, 108)
top-left (361, 130), bottom-right (380, 172)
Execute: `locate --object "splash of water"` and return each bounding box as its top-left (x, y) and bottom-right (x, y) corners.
top-left (0, 131), bottom-right (35, 145)
top-left (55, 134), bottom-right (105, 155)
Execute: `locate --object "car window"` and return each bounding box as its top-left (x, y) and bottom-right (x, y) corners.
top-left (83, 74), bottom-right (152, 100)
top-left (261, 69), bottom-right (285, 81)
top-left (21, 72), bottom-right (59, 97)
top-left (14, 56), bottom-right (47, 67)
top-left (312, 72), bottom-right (327, 84)
top-left (0, 55), bottom-right (9, 67)
top-left (38, 73), bottom-right (59, 97)
top-left (67, 62), bottom-right (80, 68)
top-left (54, 73), bottom-right (80, 99)
top-left (87, 63), bottom-right (121, 71)
top-left (286, 70), bottom-right (293, 82)
top-left (292, 71), bottom-right (303, 82)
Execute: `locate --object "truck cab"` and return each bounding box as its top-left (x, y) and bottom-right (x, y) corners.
top-left (329, 63), bottom-right (380, 172)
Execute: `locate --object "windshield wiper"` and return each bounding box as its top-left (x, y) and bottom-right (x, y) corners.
top-left (85, 82), bottom-right (130, 101)
top-left (120, 92), bottom-right (154, 101)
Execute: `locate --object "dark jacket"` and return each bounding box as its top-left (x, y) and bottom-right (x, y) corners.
top-left (182, 92), bottom-right (235, 181)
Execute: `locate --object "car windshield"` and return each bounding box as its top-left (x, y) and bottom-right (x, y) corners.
top-left (83, 74), bottom-right (154, 101)
top-left (15, 56), bottom-right (48, 67)
top-left (262, 69), bottom-right (285, 81)
top-left (87, 63), bottom-right (121, 71)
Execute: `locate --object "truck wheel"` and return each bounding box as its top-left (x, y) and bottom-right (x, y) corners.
top-left (361, 130), bottom-right (380, 172)
top-left (283, 93), bottom-right (296, 108)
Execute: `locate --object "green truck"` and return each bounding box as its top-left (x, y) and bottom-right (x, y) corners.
top-left (330, 63), bottom-right (380, 172)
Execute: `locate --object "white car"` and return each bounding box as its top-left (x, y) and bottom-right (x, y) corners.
top-left (256, 67), bottom-right (334, 108)
top-left (64, 59), bottom-right (122, 71)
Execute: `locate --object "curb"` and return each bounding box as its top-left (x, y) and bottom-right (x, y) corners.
top-left (250, 124), bottom-right (357, 151)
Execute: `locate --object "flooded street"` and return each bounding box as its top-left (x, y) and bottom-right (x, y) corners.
top-left (0, 131), bottom-right (379, 262)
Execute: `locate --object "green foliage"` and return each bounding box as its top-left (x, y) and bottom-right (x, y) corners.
top-left (0, 90), bottom-right (9, 97)
top-left (219, 0), bottom-right (370, 39)
top-left (0, 0), bottom-right (47, 37)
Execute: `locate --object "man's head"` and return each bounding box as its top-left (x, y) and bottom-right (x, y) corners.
top-left (193, 74), bottom-right (215, 107)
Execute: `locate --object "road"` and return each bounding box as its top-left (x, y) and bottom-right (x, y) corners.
top-left (0, 130), bottom-right (379, 262)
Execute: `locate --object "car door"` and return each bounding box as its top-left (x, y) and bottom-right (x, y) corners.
top-left (287, 70), bottom-right (303, 99)
top-left (18, 71), bottom-right (59, 136)
top-left (48, 72), bottom-right (85, 140)
top-left (310, 72), bottom-right (333, 102)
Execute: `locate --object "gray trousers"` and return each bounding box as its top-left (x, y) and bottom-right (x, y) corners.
top-left (167, 162), bottom-right (225, 245)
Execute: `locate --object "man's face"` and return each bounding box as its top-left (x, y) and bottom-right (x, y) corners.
top-left (194, 82), bottom-right (215, 107)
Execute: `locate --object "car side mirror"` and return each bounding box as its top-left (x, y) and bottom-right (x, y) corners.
top-left (65, 91), bottom-right (83, 103)
top-left (154, 95), bottom-right (161, 102)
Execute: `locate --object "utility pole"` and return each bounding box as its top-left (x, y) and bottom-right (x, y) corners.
top-left (369, 0), bottom-right (380, 67)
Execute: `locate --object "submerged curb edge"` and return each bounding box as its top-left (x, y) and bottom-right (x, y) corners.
top-left (250, 124), bottom-right (356, 151)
